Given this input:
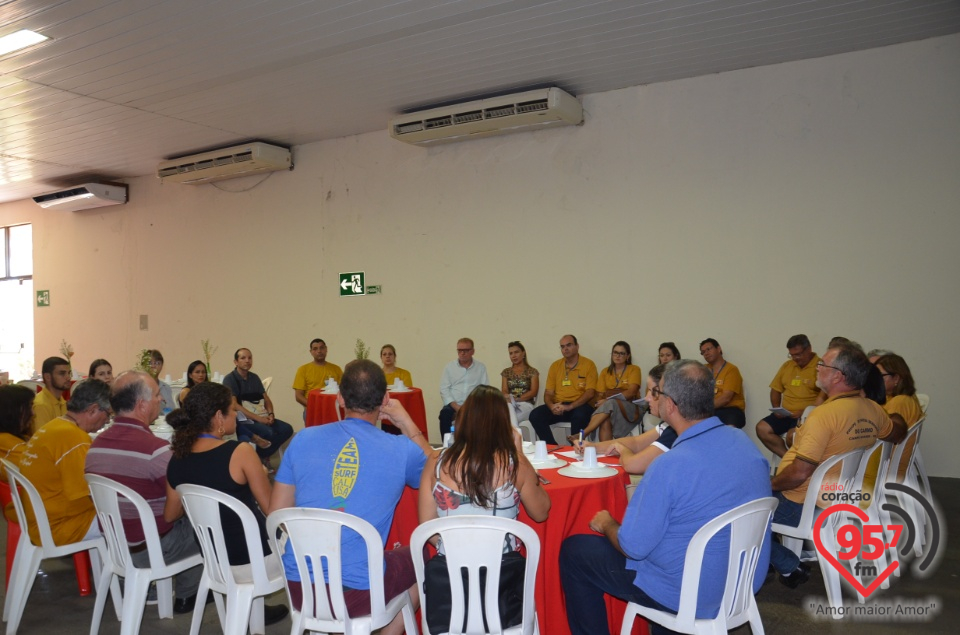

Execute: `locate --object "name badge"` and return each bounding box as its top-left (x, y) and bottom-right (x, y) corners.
top-left (791, 379), bottom-right (802, 386)
top-left (562, 378), bottom-right (572, 387)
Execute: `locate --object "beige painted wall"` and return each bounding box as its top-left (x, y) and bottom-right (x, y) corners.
top-left (2, 34), bottom-right (958, 476)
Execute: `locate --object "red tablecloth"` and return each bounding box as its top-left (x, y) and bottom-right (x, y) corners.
top-left (306, 388), bottom-right (429, 440)
top-left (386, 448), bottom-right (646, 635)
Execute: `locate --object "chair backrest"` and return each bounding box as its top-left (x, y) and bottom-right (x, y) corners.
top-left (85, 474), bottom-right (168, 574)
top-left (852, 439), bottom-right (893, 503)
top-left (887, 419), bottom-right (925, 484)
top-left (266, 508), bottom-right (392, 631)
top-left (915, 393), bottom-right (929, 414)
top-left (16, 380), bottom-right (43, 394)
top-left (261, 377), bottom-right (273, 394)
top-left (674, 497), bottom-right (777, 633)
top-left (410, 515), bottom-right (541, 635)
top-left (792, 446), bottom-right (868, 530)
top-left (175, 484), bottom-right (271, 591)
top-left (1, 458), bottom-right (57, 549)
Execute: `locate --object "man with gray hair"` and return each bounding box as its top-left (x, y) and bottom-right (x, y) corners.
top-left (85, 370), bottom-right (204, 613)
top-left (769, 343), bottom-right (906, 588)
top-left (559, 360), bottom-right (771, 635)
top-left (18, 379), bottom-right (112, 546)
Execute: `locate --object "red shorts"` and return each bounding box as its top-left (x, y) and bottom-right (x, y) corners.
top-left (287, 546), bottom-right (415, 617)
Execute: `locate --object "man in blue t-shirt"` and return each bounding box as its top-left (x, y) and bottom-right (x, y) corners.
top-left (271, 359), bottom-right (432, 633)
top-left (560, 360), bottom-right (772, 635)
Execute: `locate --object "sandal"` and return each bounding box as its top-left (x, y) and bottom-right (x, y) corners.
top-left (252, 434), bottom-right (272, 450)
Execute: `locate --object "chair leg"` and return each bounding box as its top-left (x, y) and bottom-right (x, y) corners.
top-left (74, 551), bottom-right (93, 596)
top-left (5, 547), bottom-right (43, 635)
top-left (249, 596), bottom-right (265, 635)
top-left (156, 578), bottom-right (175, 619)
top-left (400, 601), bottom-right (417, 635)
top-left (223, 587), bottom-right (255, 635)
top-left (620, 604), bottom-right (639, 635)
top-left (119, 572), bottom-right (151, 635)
top-left (188, 578), bottom-right (211, 635)
top-left (88, 566), bottom-right (115, 635)
top-left (3, 520), bottom-right (19, 589)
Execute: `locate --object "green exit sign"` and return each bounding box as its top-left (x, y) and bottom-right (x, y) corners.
top-left (339, 272), bottom-right (365, 297)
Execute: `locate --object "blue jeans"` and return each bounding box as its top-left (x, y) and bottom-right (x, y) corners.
top-left (770, 491), bottom-right (804, 574)
top-left (559, 534), bottom-right (680, 635)
top-left (238, 418), bottom-right (293, 459)
top-left (529, 403), bottom-right (593, 443)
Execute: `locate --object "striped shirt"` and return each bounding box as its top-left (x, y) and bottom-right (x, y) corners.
top-left (85, 417), bottom-right (173, 543)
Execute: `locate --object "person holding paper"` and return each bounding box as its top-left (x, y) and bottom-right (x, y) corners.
top-left (699, 338), bottom-right (746, 428)
top-left (570, 341), bottom-right (642, 442)
top-left (755, 334), bottom-right (824, 457)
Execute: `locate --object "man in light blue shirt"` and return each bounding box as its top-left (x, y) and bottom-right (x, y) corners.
top-left (438, 337), bottom-right (488, 436)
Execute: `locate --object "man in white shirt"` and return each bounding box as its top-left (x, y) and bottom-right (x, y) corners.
top-left (438, 338), bottom-right (488, 436)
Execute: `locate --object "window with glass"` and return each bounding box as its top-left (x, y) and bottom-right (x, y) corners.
top-left (2, 223), bottom-right (32, 279)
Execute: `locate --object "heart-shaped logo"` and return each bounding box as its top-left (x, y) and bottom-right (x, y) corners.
top-left (813, 503), bottom-right (899, 598)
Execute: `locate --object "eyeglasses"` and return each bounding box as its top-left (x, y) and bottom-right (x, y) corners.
top-left (651, 386), bottom-right (672, 401)
top-left (816, 360), bottom-right (845, 375)
top-left (457, 348), bottom-right (473, 353)
top-left (612, 351), bottom-right (628, 356)
top-left (880, 372), bottom-right (895, 378)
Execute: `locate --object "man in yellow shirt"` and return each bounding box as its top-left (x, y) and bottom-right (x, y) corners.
top-left (756, 334), bottom-right (824, 457)
top-left (769, 344), bottom-right (906, 588)
top-left (31, 356), bottom-right (71, 432)
top-left (293, 338), bottom-right (343, 411)
top-left (18, 379), bottom-right (112, 546)
top-left (529, 334), bottom-right (598, 443)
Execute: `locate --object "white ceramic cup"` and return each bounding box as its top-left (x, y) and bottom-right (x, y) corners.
top-left (583, 446), bottom-right (598, 469)
top-left (534, 440), bottom-right (548, 461)
top-left (394, 379), bottom-right (405, 390)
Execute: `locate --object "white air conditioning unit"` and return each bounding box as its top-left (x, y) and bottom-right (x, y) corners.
top-left (157, 142), bottom-right (292, 184)
top-left (389, 87), bottom-right (583, 146)
top-left (32, 183), bottom-right (127, 212)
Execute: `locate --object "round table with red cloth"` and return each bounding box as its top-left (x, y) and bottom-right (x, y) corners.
top-left (385, 448), bottom-right (646, 635)
top-left (305, 387), bottom-right (429, 441)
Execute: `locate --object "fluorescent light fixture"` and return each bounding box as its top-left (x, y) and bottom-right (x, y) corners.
top-left (0, 29), bottom-right (49, 57)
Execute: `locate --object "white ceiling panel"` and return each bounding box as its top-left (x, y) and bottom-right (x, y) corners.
top-left (0, 0), bottom-right (957, 203)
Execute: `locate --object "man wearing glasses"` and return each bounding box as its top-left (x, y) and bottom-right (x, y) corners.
top-left (755, 334), bottom-right (825, 457)
top-left (529, 334), bottom-right (598, 443)
top-left (18, 379), bottom-right (112, 547)
top-left (438, 338), bottom-right (488, 436)
top-left (768, 343), bottom-right (907, 588)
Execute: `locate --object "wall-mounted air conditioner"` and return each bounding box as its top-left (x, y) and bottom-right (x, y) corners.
top-left (157, 142), bottom-right (292, 184)
top-left (389, 87), bottom-right (582, 146)
top-left (32, 183), bottom-right (128, 212)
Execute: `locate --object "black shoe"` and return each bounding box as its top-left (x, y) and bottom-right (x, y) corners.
top-left (173, 591), bottom-right (214, 614)
top-left (263, 603), bottom-right (289, 625)
top-left (779, 562), bottom-right (811, 589)
top-left (763, 564), bottom-right (777, 586)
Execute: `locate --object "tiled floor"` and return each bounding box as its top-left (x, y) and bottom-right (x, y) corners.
top-left (1, 477), bottom-right (957, 634)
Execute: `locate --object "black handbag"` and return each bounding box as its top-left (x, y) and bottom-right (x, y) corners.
top-left (423, 550), bottom-right (526, 634)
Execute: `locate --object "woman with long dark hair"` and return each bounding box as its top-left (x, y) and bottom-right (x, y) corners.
top-left (88, 359), bottom-right (114, 385)
top-left (500, 341), bottom-right (539, 423)
top-left (574, 341), bottom-right (642, 442)
top-left (177, 360), bottom-right (208, 405)
top-left (419, 385), bottom-right (549, 526)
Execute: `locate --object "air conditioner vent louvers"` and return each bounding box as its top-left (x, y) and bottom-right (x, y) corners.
top-left (34, 187), bottom-right (90, 203)
top-left (424, 116), bottom-right (453, 129)
top-left (157, 142), bottom-right (291, 184)
top-left (485, 105), bottom-right (515, 118)
top-left (388, 88), bottom-right (582, 146)
top-left (516, 99), bottom-right (548, 113)
top-left (453, 110), bottom-right (483, 124)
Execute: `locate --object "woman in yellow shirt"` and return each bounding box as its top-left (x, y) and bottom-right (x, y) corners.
top-left (0, 384), bottom-right (37, 520)
top-left (380, 344), bottom-right (413, 388)
top-left (876, 354), bottom-right (924, 481)
top-left (573, 341), bottom-right (642, 442)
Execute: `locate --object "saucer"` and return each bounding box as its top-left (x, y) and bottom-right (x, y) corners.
top-left (389, 387), bottom-right (412, 393)
top-left (527, 457), bottom-right (566, 469)
top-left (522, 442), bottom-right (535, 454)
top-left (558, 464), bottom-right (618, 479)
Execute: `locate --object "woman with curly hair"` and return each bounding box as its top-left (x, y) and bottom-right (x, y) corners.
top-left (162, 382), bottom-right (288, 623)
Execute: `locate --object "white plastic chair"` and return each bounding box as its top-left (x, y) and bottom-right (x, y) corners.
top-left (884, 420), bottom-right (927, 557)
top-left (621, 497), bottom-right (777, 635)
top-left (265, 508), bottom-right (417, 635)
top-left (1, 459), bottom-right (109, 635)
top-left (410, 515), bottom-right (541, 635)
top-left (550, 422), bottom-right (570, 446)
top-left (261, 377), bottom-right (273, 394)
top-left (848, 440), bottom-right (896, 590)
top-left (176, 484), bottom-right (285, 635)
top-left (85, 474), bottom-right (203, 635)
top-left (771, 446), bottom-right (867, 617)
